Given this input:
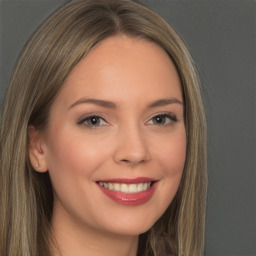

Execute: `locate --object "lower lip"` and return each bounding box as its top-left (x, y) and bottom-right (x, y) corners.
top-left (97, 183), bottom-right (157, 206)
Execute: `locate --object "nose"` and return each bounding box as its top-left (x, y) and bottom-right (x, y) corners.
top-left (113, 125), bottom-right (151, 166)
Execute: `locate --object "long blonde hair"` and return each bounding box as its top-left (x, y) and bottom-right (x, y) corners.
top-left (0, 1), bottom-right (207, 255)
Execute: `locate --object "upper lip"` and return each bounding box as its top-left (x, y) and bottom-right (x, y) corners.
top-left (96, 177), bottom-right (158, 184)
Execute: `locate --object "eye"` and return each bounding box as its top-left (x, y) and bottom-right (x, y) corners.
top-left (147, 114), bottom-right (177, 126)
top-left (77, 115), bottom-right (108, 128)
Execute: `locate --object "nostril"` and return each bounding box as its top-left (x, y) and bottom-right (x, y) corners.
top-left (120, 158), bottom-right (146, 166)
top-left (114, 138), bottom-right (151, 165)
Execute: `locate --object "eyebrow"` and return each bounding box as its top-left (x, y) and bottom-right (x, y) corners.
top-left (68, 97), bottom-right (183, 110)
top-left (148, 98), bottom-right (183, 108)
top-left (69, 98), bottom-right (116, 110)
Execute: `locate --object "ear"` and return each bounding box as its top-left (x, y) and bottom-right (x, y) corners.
top-left (28, 125), bottom-right (48, 173)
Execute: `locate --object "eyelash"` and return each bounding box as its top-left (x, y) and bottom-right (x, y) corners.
top-left (77, 113), bottom-right (177, 128)
top-left (146, 113), bottom-right (177, 126)
top-left (77, 115), bottom-right (108, 128)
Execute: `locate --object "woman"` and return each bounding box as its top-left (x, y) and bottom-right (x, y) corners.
top-left (0, 0), bottom-right (207, 255)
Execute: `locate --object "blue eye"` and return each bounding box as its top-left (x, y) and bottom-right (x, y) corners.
top-left (147, 114), bottom-right (177, 125)
top-left (78, 115), bottom-right (107, 128)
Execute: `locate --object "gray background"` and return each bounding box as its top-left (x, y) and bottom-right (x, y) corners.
top-left (0, 1), bottom-right (255, 255)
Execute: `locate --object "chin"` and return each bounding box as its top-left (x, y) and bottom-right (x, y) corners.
top-left (104, 225), bottom-right (152, 237)
top-left (98, 211), bottom-right (160, 236)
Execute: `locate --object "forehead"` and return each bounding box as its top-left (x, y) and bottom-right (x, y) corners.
top-left (54, 35), bottom-right (182, 108)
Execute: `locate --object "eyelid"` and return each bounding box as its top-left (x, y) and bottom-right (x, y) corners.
top-left (76, 111), bottom-right (178, 128)
top-left (77, 114), bottom-right (109, 127)
top-left (146, 112), bottom-right (177, 125)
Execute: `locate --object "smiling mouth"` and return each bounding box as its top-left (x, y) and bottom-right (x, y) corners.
top-left (98, 182), bottom-right (152, 194)
top-left (96, 177), bottom-right (158, 205)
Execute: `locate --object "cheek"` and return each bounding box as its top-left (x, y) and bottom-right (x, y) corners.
top-left (45, 129), bottom-right (105, 172)
top-left (43, 130), bottom-right (110, 194)
top-left (156, 128), bottom-right (186, 176)
top-left (43, 131), bottom-right (114, 223)
top-left (153, 127), bottom-right (186, 205)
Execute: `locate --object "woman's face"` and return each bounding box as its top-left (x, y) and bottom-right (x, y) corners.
top-left (30, 35), bottom-right (186, 236)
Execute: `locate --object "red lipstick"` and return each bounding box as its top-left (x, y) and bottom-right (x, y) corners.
top-left (96, 177), bottom-right (158, 206)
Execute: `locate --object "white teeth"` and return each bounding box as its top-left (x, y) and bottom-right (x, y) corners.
top-left (137, 183), bottom-right (143, 192)
top-left (129, 184), bottom-right (137, 193)
top-left (121, 184), bottom-right (129, 193)
top-left (99, 182), bottom-right (152, 193)
top-left (114, 183), bottom-right (120, 191)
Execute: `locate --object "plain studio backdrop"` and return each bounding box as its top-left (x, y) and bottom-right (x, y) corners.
top-left (0, 1), bottom-right (255, 256)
